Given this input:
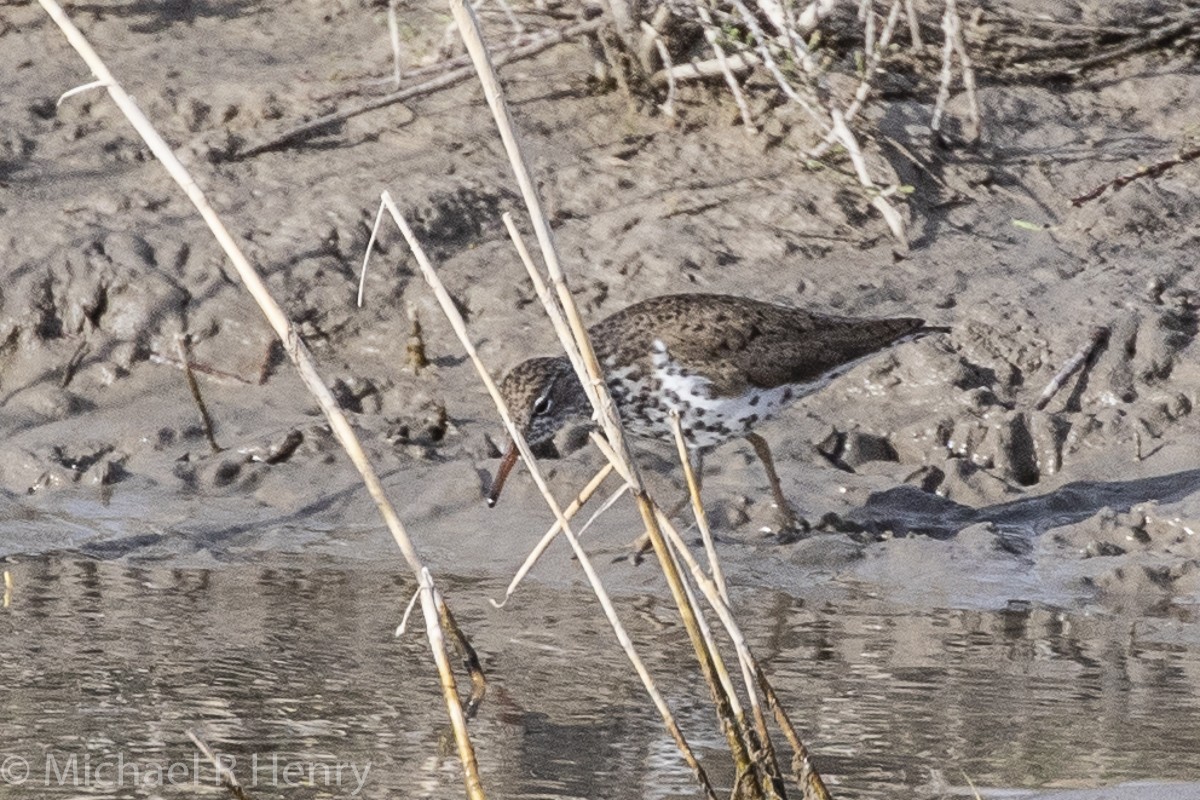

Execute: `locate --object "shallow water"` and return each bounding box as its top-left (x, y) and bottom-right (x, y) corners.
top-left (2, 554), bottom-right (1199, 799)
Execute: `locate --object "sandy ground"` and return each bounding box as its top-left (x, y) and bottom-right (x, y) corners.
top-left (2, 0), bottom-right (1200, 796)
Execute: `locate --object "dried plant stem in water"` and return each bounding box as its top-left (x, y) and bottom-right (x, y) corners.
top-left (447, 2), bottom-right (778, 788)
top-left (668, 411), bottom-right (728, 604)
top-left (437, 585), bottom-right (488, 717)
top-left (187, 731), bottom-right (248, 800)
top-left (589, 433), bottom-right (831, 800)
top-left (35, 5), bottom-right (485, 796)
top-left (418, 569), bottom-right (486, 797)
top-left (491, 463), bottom-right (618, 608)
top-left (381, 193), bottom-right (720, 800)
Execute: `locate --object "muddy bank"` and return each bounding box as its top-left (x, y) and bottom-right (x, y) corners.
top-left (3, 1), bottom-right (1200, 608)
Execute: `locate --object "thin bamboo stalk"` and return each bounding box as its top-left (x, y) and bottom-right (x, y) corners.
top-left (34, 4), bottom-right (486, 797)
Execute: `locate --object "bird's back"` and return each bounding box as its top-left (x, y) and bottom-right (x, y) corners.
top-left (588, 293), bottom-right (929, 395)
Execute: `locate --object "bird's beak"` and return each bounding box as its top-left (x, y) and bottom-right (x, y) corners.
top-left (487, 440), bottom-right (520, 507)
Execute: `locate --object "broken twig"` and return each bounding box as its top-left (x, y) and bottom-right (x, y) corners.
top-left (1071, 146), bottom-right (1200, 207)
top-left (1034, 325), bottom-right (1110, 411)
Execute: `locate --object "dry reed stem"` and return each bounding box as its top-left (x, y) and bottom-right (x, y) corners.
top-left (493, 216), bottom-right (624, 603)
top-left (378, 193), bottom-right (719, 800)
top-left (830, 109), bottom-right (908, 246)
top-left (930, 0), bottom-right (956, 134)
top-left (693, 0), bottom-right (756, 131)
top-left (450, 0), bottom-right (772, 787)
top-left (500, 213), bottom-right (586, 382)
top-left (187, 731), bottom-right (249, 800)
top-left (946, 0), bottom-right (980, 141)
top-left (754, 662), bottom-right (834, 800)
top-left (34, 6), bottom-right (486, 797)
top-left (727, 0), bottom-right (827, 129)
top-left (437, 593), bottom-right (489, 717)
top-left (667, 530), bottom-right (784, 800)
top-left (651, 51), bottom-right (761, 86)
top-left (149, 351), bottom-right (255, 386)
top-left (1033, 325), bottom-right (1110, 411)
top-left (1070, 145), bottom-right (1200, 206)
top-left (387, 0), bottom-right (404, 88)
top-left (904, 0), bottom-right (923, 48)
top-left (808, 0), bottom-right (903, 159)
top-left (591, 429), bottom-right (833, 799)
top-left (584, 439), bottom-right (780, 793)
top-left (491, 464), bottom-right (621, 609)
top-left (668, 411), bottom-right (728, 605)
top-left (236, 17), bottom-right (605, 158)
top-left (641, 20), bottom-right (678, 117)
top-left (418, 569), bottom-right (486, 796)
top-left (931, 0), bottom-right (979, 141)
top-left (395, 586), bottom-right (422, 636)
top-left (358, 196), bottom-right (387, 308)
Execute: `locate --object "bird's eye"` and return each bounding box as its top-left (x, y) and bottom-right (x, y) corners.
top-left (532, 395), bottom-right (553, 416)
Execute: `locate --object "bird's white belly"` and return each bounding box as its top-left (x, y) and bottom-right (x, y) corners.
top-left (604, 341), bottom-right (827, 449)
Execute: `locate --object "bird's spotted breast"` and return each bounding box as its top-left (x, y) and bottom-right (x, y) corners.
top-left (601, 340), bottom-right (824, 449)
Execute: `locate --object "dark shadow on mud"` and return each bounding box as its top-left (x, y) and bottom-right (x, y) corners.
top-left (848, 467), bottom-right (1200, 539)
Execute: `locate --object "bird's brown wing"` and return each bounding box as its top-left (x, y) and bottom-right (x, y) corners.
top-left (590, 294), bottom-right (929, 395)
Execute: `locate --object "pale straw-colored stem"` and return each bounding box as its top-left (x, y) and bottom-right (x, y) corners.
top-left (904, 0), bottom-right (923, 48)
top-left (590, 431), bottom-right (832, 799)
top-left (450, 0), bottom-right (768, 785)
top-left (35, 4), bottom-right (486, 796)
top-left (640, 20), bottom-right (678, 117)
top-left (726, 0), bottom-right (828, 129)
top-left (830, 109), bottom-right (908, 246)
top-left (381, 194), bottom-right (720, 800)
top-left (419, 569), bottom-right (485, 797)
top-left (387, 0), bottom-right (404, 87)
top-left (667, 411), bottom-right (728, 605)
top-left (947, 0), bottom-right (980, 140)
top-left (931, 0), bottom-right (956, 134)
top-left (500, 213), bottom-right (586, 383)
top-left (650, 51), bottom-right (761, 86)
top-left (490, 464), bottom-right (622, 609)
top-left (808, 0), bottom-right (903, 159)
top-left (693, 0), bottom-right (757, 131)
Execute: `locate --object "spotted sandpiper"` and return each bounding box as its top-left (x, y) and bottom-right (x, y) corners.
top-left (488, 293), bottom-right (947, 530)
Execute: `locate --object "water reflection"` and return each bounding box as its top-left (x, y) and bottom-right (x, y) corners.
top-left (1, 556), bottom-right (1198, 798)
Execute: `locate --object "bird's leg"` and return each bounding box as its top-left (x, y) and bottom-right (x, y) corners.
top-left (745, 432), bottom-right (809, 539)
